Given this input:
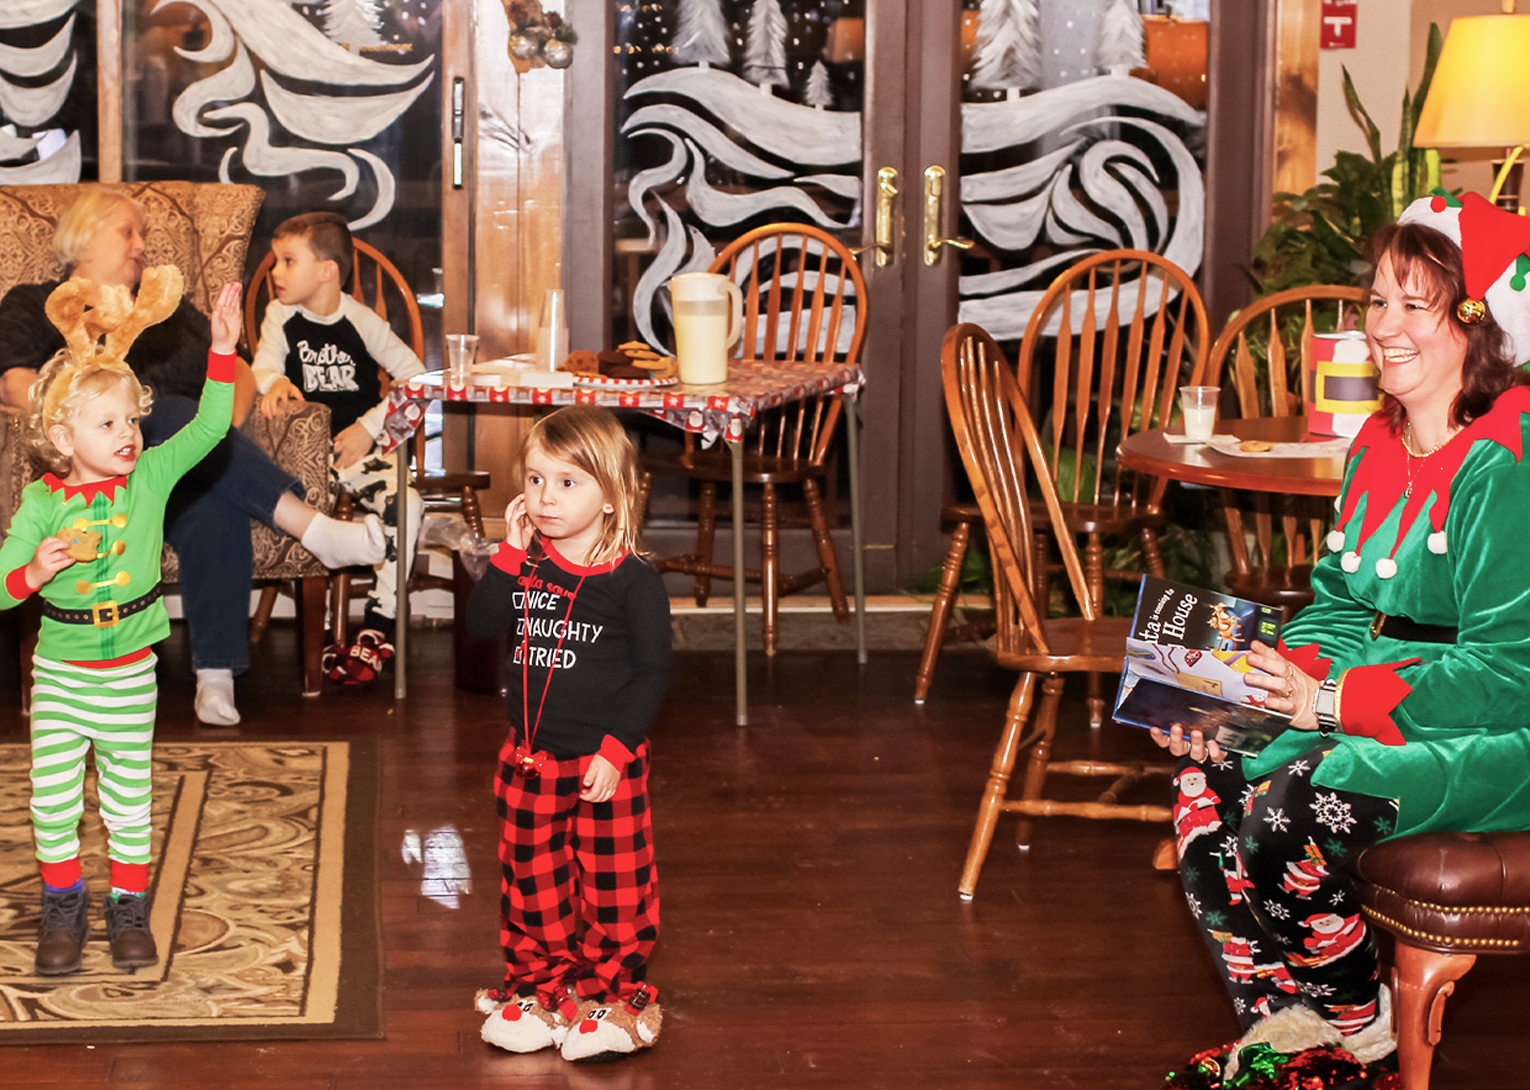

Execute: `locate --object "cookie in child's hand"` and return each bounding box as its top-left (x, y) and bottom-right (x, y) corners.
top-left (54, 527), bottom-right (102, 562)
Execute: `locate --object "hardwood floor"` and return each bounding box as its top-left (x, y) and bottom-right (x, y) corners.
top-left (0, 623), bottom-right (1519, 1087)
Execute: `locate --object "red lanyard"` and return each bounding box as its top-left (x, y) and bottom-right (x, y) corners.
top-left (515, 548), bottom-right (585, 779)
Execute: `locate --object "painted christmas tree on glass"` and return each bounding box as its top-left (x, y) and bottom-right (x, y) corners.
top-left (673, 0), bottom-right (732, 68)
top-left (805, 60), bottom-right (833, 110)
top-left (1096, 0), bottom-right (1146, 73)
top-left (744, 0), bottom-right (788, 90)
top-left (971, 0), bottom-right (1040, 93)
top-left (321, 0), bottom-right (384, 49)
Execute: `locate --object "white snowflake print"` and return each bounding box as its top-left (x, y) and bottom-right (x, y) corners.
top-left (1299, 981), bottom-right (1337, 999)
top-left (1263, 900), bottom-right (1291, 920)
top-left (1263, 807), bottom-right (1291, 832)
top-left (1214, 756), bottom-right (1235, 772)
top-left (1220, 833), bottom-right (1241, 859)
top-left (1286, 760), bottom-right (1311, 777)
top-left (1186, 893), bottom-right (1202, 916)
top-left (1311, 791), bottom-right (1358, 834)
top-left (1332, 891), bottom-right (1348, 906)
top-left (1234, 997), bottom-right (1247, 1014)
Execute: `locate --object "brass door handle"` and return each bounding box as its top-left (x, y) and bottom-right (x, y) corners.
top-left (851, 167), bottom-right (899, 266)
top-left (923, 165), bottom-right (972, 266)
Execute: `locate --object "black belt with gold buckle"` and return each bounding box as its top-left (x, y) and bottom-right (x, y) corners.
top-left (42, 585), bottom-right (163, 629)
top-left (1369, 610), bottom-right (1458, 644)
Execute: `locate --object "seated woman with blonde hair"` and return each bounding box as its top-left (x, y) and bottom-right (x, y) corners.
top-left (0, 186), bottom-right (385, 725)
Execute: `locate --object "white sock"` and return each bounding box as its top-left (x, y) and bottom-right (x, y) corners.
top-left (301, 513), bottom-right (386, 569)
top-left (195, 669), bottom-right (240, 726)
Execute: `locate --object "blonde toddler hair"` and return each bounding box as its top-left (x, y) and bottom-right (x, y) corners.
top-left (26, 350), bottom-right (152, 476)
top-left (524, 405), bottom-right (643, 565)
top-left (53, 186), bottom-right (145, 268)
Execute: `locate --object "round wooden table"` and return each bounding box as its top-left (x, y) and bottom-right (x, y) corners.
top-left (1117, 416), bottom-right (1346, 497)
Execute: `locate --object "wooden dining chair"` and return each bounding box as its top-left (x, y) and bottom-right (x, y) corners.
top-left (646, 223), bottom-right (868, 655)
top-left (943, 323), bottom-right (1173, 900)
top-left (244, 239), bottom-right (491, 647)
top-left (917, 251), bottom-right (1209, 711)
top-left (1199, 285), bottom-right (1366, 615)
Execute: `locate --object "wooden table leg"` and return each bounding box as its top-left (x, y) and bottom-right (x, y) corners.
top-left (844, 392), bottom-right (867, 665)
top-left (394, 444), bottom-right (409, 700)
top-left (730, 437), bottom-right (747, 726)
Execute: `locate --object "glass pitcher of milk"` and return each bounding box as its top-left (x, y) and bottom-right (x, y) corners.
top-left (667, 272), bottom-right (744, 385)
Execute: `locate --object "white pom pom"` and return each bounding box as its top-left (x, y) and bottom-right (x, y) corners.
top-left (1375, 557), bottom-right (1398, 579)
top-left (1326, 530), bottom-right (1346, 553)
top-left (1341, 551), bottom-right (1362, 573)
top-left (1428, 530), bottom-right (1448, 554)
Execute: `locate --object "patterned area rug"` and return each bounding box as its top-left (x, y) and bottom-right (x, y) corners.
top-left (0, 739), bottom-right (380, 1043)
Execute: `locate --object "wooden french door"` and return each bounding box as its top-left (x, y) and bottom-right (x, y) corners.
top-left (559, 0), bottom-right (1220, 590)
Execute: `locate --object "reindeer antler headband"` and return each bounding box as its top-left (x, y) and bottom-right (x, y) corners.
top-left (41, 265), bottom-right (185, 425)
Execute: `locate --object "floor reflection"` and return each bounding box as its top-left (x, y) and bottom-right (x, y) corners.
top-left (402, 825), bottom-right (472, 908)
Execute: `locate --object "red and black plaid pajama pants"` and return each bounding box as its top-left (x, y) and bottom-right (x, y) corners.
top-left (494, 739), bottom-right (659, 1002)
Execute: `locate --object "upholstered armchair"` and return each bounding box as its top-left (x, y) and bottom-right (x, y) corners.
top-left (0, 181), bottom-right (334, 695)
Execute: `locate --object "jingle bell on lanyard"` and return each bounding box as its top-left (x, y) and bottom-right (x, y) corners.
top-left (512, 742), bottom-right (545, 780)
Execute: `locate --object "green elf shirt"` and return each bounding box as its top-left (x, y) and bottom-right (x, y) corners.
top-left (0, 352), bottom-right (235, 663)
top-left (1250, 384), bottom-right (1530, 839)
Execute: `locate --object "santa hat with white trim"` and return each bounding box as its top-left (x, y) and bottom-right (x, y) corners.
top-left (1397, 191), bottom-right (1530, 365)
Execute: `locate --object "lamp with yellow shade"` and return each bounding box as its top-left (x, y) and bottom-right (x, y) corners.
top-left (1412, 2), bottom-right (1530, 209)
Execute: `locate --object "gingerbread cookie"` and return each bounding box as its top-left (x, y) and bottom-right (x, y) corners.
top-left (54, 527), bottom-right (102, 562)
top-left (1239, 440), bottom-right (1274, 453)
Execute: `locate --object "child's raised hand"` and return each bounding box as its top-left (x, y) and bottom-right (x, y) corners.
top-left (259, 376), bottom-right (304, 419)
top-left (209, 282), bottom-right (242, 356)
top-left (25, 536), bottom-right (76, 591)
top-left (332, 422), bottom-right (374, 471)
top-left (503, 494), bottom-right (532, 550)
top-left (580, 755), bottom-right (619, 803)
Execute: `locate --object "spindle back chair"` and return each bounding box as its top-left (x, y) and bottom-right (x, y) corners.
top-left (944, 322), bottom-right (1172, 899)
top-left (647, 223), bottom-right (868, 655)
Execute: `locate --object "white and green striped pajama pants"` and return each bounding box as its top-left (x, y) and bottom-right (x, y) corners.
top-left (29, 654), bottom-right (158, 868)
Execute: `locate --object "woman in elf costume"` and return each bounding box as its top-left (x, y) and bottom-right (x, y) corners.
top-left (0, 270), bottom-right (241, 975)
top-left (1155, 191), bottom-right (1530, 1084)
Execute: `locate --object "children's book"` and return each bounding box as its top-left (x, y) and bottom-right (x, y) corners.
top-left (1112, 576), bottom-right (1290, 756)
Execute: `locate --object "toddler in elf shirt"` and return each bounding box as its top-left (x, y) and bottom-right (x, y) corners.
top-left (251, 212), bottom-right (425, 684)
top-left (0, 272), bottom-right (240, 974)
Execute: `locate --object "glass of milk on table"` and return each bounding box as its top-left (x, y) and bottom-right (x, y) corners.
top-left (1179, 385), bottom-right (1220, 442)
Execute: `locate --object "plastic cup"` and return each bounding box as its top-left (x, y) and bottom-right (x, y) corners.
top-left (446, 333), bottom-right (479, 388)
top-left (1179, 385), bottom-right (1219, 442)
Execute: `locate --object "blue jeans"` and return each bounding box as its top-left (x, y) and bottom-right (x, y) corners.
top-left (144, 395), bottom-right (304, 674)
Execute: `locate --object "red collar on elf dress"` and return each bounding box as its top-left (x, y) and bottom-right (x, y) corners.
top-left (44, 473), bottom-right (128, 504)
top-left (1339, 385), bottom-right (1530, 566)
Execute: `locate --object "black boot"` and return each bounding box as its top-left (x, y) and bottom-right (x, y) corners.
top-left (35, 881), bottom-right (90, 975)
top-left (103, 892), bottom-right (158, 970)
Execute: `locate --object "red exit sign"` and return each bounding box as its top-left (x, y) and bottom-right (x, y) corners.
top-left (1322, 0), bottom-right (1357, 49)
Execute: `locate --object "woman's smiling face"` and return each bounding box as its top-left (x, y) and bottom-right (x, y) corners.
top-left (1365, 251), bottom-right (1468, 413)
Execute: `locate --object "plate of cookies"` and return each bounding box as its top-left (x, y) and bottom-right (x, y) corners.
top-left (561, 343), bottom-right (679, 388)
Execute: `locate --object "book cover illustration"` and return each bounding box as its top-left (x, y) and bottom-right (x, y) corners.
top-left (1131, 575), bottom-right (1283, 652)
top-left (1114, 577), bottom-right (1289, 756)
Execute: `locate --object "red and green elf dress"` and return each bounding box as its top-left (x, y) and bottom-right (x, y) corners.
top-left (1256, 384), bottom-right (1530, 837)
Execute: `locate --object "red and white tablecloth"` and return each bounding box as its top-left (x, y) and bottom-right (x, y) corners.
top-left (381, 358), bottom-right (864, 452)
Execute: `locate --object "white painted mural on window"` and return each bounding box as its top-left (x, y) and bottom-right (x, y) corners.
top-left (620, 0), bottom-right (862, 351)
top-left (0, 0), bottom-right (84, 183)
top-left (957, 72), bottom-right (1205, 341)
top-left (155, 0), bottom-right (436, 229)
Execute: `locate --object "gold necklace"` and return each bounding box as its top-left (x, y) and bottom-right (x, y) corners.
top-left (1402, 422), bottom-right (1450, 458)
top-left (1402, 422), bottom-right (1452, 497)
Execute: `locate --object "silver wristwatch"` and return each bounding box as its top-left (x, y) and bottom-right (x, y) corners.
top-left (1312, 678), bottom-right (1339, 736)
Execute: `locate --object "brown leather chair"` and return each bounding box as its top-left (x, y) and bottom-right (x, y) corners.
top-left (1355, 830), bottom-right (1530, 1090)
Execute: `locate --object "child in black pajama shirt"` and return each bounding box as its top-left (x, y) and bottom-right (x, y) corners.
top-left (466, 406), bottom-right (671, 1063)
